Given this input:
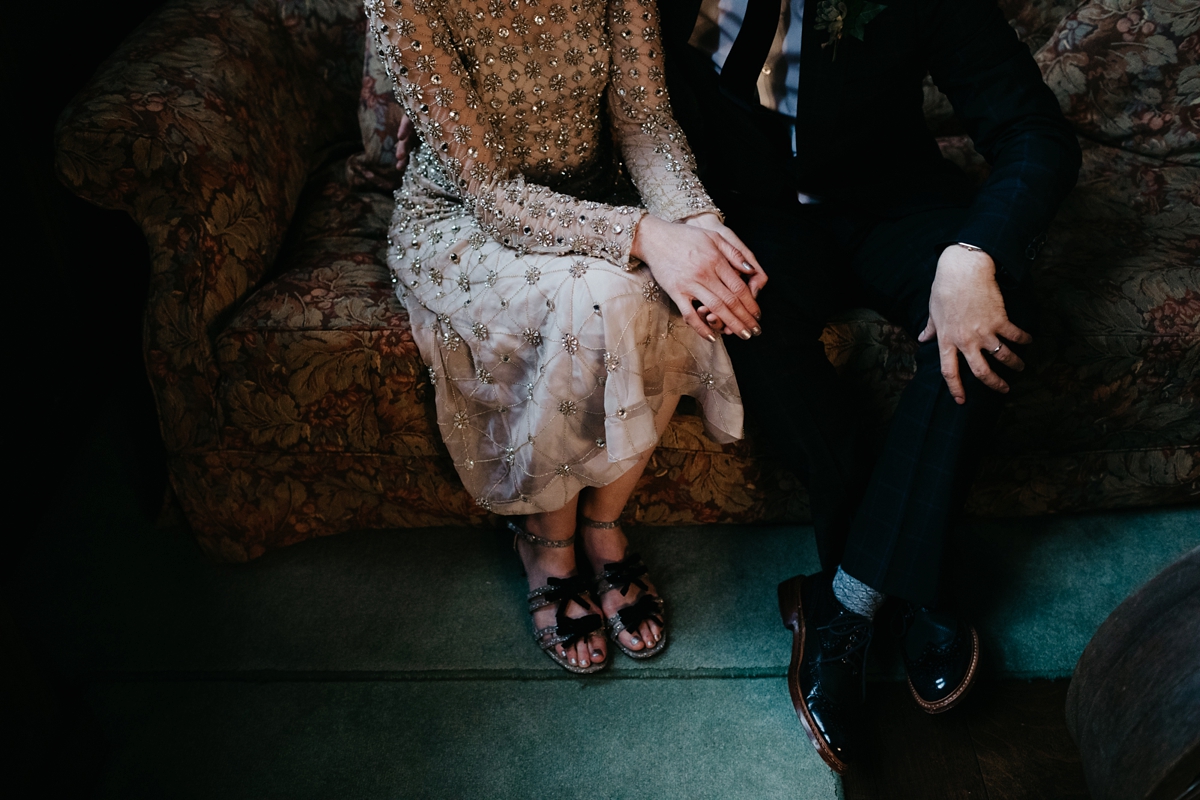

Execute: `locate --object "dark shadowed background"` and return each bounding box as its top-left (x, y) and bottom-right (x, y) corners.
top-left (3, 2), bottom-right (164, 793)
top-left (4, 0), bottom-right (168, 540)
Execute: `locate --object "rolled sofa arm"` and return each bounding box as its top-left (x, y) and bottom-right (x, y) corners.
top-left (55, 0), bottom-right (353, 452)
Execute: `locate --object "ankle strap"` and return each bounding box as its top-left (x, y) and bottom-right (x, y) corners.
top-left (508, 520), bottom-right (575, 549)
top-left (579, 515), bottom-right (621, 530)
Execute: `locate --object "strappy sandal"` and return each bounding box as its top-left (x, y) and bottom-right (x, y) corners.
top-left (582, 516), bottom-right (668, 660)
top-left (509, 520), bottom-right (608, 675)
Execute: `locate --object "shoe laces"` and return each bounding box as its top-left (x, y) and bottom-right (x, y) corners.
top-left (816, 613), bottom-right (873, 667)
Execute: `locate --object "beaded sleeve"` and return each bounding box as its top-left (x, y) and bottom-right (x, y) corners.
top-left (606, 0), bottom-right (721, 222)
top-left (365, 0), bottom-right (646, 268)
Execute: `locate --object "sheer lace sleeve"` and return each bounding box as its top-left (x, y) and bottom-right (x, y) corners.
top-left (365, 0), bottom-right (646, 268)
top-left (605, 0), bottom-right (721, 222)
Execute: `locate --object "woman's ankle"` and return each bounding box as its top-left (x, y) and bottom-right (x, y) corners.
top-left (578, 519), bottom-right (629, 566)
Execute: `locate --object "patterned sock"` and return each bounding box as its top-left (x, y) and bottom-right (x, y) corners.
top-left (832, 566), bottom-right (886, 619)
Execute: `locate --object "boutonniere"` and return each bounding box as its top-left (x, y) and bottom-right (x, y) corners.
top-left (814, 0), bottom-right (888, 60)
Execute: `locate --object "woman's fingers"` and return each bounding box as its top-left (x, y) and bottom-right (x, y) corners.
top-left (698, 305), bottom-right (735, 336)
top-left (714, 226), bottom-right (765, 274)
top-left (714, 264), bottom-right (762, 330)
top-left (707, 235), bottom-right (763, 329)
top-left (675, 294), bottom-right (719, 342)
top-left (715, 229), bottom-right (768, 298)
top-left (694, 281), bottom-right (757, 339)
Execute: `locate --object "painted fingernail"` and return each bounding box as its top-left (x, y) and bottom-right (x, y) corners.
top-left (739, 329), bottom-right (752, 340)
top-left (752, 326), bottom-right (762, 336)
top-left (753, 310), bottom-right (761, 319)
top-left (707, 333), bottom-right (717, 343)
top-left (741, 261), bottom-right (753, 272)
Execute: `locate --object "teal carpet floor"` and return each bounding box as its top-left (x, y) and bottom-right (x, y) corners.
top-left (10, 416), bottom-right (1197, 799)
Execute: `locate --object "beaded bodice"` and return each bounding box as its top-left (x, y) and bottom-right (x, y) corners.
top-left (365, 0), bottom-right (720, 267)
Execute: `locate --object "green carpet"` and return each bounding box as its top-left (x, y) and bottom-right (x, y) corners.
top-left (89, 678), bottom-right (838, 799)
top-left (9, 408), bottom-right (1198, 798)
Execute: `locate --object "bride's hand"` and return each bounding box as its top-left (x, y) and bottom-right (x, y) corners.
top-left (683, 212), bottom-right (768, 336)
top-left (631, 214), bottom-right (764, 342)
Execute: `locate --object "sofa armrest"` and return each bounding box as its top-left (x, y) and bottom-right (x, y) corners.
top-left (55, 0), bottom-right (348, 452)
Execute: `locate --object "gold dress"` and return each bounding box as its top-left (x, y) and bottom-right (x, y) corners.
top-left (366, 0), bottom-right (743, 514)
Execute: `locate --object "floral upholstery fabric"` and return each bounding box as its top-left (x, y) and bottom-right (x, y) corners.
top-left (1036, 0), bottom-right (1200, 160)
top-left (999, 0), bottom-right (1089, 51)
top-left (358, 21), bottom-right (405, 168)
top-left (55, 0), bottom-right (1199, 560)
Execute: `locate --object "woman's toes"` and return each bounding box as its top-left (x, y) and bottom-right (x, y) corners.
top-left (590, 634), bottom-right (606, 664)
top-left (576, 640), bottom-right (591, 668)
top-left (623, 629), bottom-right (643, 650)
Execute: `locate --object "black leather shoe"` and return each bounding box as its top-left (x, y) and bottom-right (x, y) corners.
top-left (900, 604), bottom-right (980, 713)
top-left (779, 572), bottom-right (872, 774)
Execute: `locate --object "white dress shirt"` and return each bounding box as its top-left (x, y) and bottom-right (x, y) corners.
top-left (689, 0), bottom-right (813, 187)
top-left (689, 0), bottom-right (805, 118)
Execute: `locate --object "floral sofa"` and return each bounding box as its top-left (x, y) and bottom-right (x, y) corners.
top-left (55, 0), bottom-right (1198, 561)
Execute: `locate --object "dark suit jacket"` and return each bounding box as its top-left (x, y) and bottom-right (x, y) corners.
top-left (660, 0), bottom-right (1082, 280)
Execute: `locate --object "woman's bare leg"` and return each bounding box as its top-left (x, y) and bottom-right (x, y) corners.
top-left (579, 395), bottom-right (681, 651)
top-left (517, 496), bottom-right (607, 668)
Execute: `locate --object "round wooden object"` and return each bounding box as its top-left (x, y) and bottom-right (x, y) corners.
top-left (1066, 546), bottom-right (1200, 800)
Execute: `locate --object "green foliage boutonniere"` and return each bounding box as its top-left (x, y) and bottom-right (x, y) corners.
top-left (815, 0), bottom-right (888, 60)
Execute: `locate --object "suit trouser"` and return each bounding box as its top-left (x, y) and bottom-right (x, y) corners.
top-left (716, 196), bottom-right (1036, 607)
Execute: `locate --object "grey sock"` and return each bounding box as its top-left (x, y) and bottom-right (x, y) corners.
top-left (832, 566), bottom-right (886, 619)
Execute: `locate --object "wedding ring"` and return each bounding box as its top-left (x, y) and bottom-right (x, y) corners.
top-left (992, 344), bottom-right (1003, 354)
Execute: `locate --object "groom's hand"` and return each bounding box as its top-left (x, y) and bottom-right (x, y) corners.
top-left (918, 245), bottom-right (1032, 405)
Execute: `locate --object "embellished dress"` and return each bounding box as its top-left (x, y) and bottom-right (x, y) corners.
top-left (366, 0), bottom-right (743, 515)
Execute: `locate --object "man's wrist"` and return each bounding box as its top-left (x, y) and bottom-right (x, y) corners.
top-left (939, 241), bottom-right (996, 276)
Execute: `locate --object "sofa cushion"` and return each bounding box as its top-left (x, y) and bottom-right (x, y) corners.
top-left (216, 161), bottom-right (439, 457)
top-left (1036, 0), bottom-right (1200, 161)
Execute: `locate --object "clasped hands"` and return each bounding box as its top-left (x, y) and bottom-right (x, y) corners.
top-left (631, 212), bottom-right (768, 342)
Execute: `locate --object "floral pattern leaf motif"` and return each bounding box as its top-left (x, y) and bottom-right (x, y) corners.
top-left (1035, 0), bottom-right (1200, 159)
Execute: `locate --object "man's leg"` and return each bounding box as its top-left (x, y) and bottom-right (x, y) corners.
top-left (838, 207), bottom-right (1037, 609)
top-left (775, 208), bottom-right (1038, 773)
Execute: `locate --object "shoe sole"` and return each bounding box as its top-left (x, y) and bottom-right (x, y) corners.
top-left (778, 575), bottom-right (850, 776)
top-left (909, 625), bottom-right (981, 714)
